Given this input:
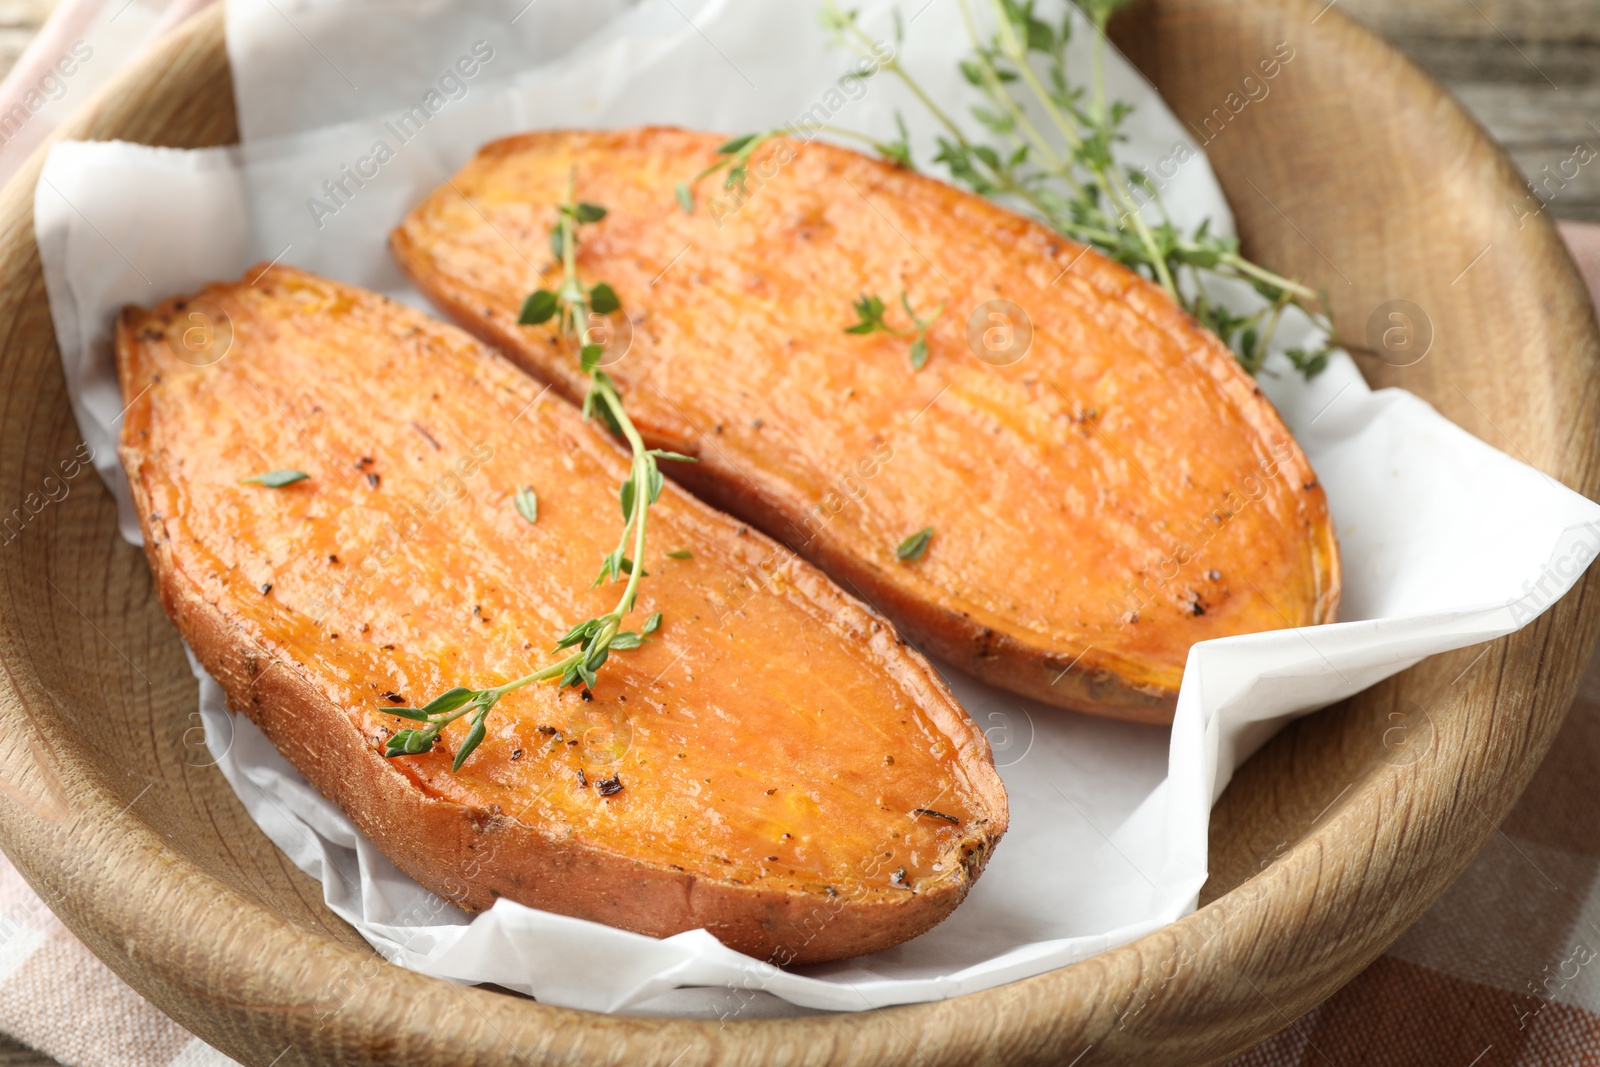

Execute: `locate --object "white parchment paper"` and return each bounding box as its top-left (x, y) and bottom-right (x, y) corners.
top-left (35, 0), bottom-right (1600, 1017)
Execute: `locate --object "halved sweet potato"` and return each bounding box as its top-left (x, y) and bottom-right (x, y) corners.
top-left (116, 265), bottom-right (1006, 964)
top-left (392, 127), bottom-right (1342, 723)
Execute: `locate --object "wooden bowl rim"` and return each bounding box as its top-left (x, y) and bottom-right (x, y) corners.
top-left (1, 2), bottom-right (1598, 1065)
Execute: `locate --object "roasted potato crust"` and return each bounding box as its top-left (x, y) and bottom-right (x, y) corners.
top-left (116, 266), bottom-right (1006, 964)
top-left (391, 127), bottom-right (1341, 723)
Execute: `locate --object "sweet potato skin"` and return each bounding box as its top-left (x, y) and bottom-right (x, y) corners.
top-left (115, 265), bottom-right (1006, 964)
top-left (392, 127), bottom-right (1342, 722)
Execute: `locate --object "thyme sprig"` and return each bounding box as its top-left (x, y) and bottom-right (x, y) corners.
top-left (676, 133), bottom-right (768, 213)
top-left (833, 0), bottom-right (1336, 377)
top-left (383, 177), bottom-right (691, 772)
top-left (846, 291), bottom-right (945, 369)
top-left (682, 0), bottom-right (1334, 379)
top-left (676, 124), bottom-right (913, 214)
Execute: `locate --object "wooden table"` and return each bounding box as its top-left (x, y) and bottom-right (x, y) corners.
top-left (0, 0), bottom-right (1593, 1064)
top-left (1345, 0), bottom-right (1600, 221)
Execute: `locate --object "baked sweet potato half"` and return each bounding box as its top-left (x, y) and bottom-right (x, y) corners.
top-left (115, 265), bottom-right (1006, 964)
top-left (392, 127), bottom-right (1342, 723)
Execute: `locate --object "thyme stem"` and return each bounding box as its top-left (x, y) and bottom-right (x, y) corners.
top-left (381, 176), bottom-right (685, 772)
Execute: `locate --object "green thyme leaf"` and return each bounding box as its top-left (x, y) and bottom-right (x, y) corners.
top-left (642, 611), bottom-right (663, 634)
top-left (909, 336), bottom-right (929, 370)
top-left (675, 181), bottom-right (694, 214)
top-left (644, 460), bottom-right (663, 504)
top-left (666, 549), bottom-right (693, 560)
top-left (896, 526), bottom-right (934, 562)
top-left (584, 374), bottom-right (624, 435)
top-left (575, 201), bottom-right (608, 223)
top-left (845, 293), bottom-right (888, 335)
top-left (592, 550), bottom-right (621, 587)
top-left (240, 469), bottom-right (310, 488)
top-left (874, 112), bottom-right (915, 169)
top-left (619, 476), bottom-right (636, 521)
top-left (554, 618), bottom-right (601, 651)
top-left (899, 291), bottom-right (919, 323)
top-left (589, 282), bottom-right (621, 316)
top-left (422, 687), bottom-right (476, 716)
top-left (717, 133), bottom-right (758, 155)
top-left (514, 486), bottom-right (539, 525)
top-left (386, 707), bottom-right (432, 723)
top-left (519, 289), bottom-right (560, 325)
top-left (386, 729), bottom-right (433, 757)
top-left (452, 712), bottom-right (488, 772)
top-left (609, 631), bottom-right (643, 651)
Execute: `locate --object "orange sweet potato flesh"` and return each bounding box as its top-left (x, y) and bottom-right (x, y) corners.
top-left (392, 127), bottom-right (1342, 723)
top-left (115, 265), bottom-right (1006, 964)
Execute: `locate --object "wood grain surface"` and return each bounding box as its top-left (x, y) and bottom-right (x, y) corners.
top-left (0, 2), bottom-right (1598, 1066)
top-left (2, 7), bottom-right (98, 1066)
top-left (0, 25), bottom-right (49, 1059)
top-left (1344, 0), bottom-right (1600, 222)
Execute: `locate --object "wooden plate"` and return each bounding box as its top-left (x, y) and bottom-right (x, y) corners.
top-left (0, 1), bottom-right (1596, 1064)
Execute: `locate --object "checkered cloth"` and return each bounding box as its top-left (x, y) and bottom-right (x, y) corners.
top-left (1233, 637), bottom-right (1600, 1066)
top-left (0, 861), bottom-right (237, 1065)
top-left (5, 4), bottom-right (1600, 1061)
